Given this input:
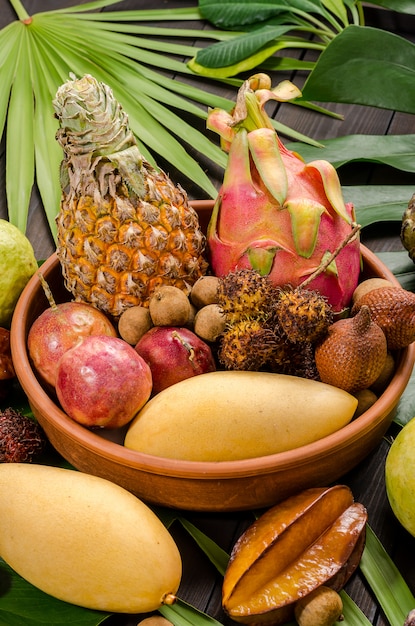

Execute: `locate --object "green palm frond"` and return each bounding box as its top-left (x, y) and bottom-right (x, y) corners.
top-left (2, 0), bottom-right (311, 240)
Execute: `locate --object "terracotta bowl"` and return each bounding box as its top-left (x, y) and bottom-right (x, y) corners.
top-left (10, 201), bottom-right (415, 512)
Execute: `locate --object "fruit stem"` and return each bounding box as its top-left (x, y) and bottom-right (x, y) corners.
top-left (171, 330), bottom-right (195, 363)
top-left (161, 593), bottom-right (177, 605)
top-left (9, 0), bottom-right (31, 22)
top-left (301, 223), bottom-right (361, 289)
top-left (37, 272), bottom-right (58, 311)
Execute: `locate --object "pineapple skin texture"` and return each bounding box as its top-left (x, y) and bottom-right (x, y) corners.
top-left (56, 158), bottom-right (208, 319)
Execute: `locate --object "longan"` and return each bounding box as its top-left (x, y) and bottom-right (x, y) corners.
top-left (294, 586), bottom-right (343, 626)
top-left (118, 306), bottom-right (153, 345)
top-left (370, 351), bottom-right (395, 395)
top-left (194, 304), bottom-right (226, 342)
top-left (190, 276), bottom-right (220, 309)
top-left (353, 388), bottom-right (378, 418)
top-left (149, 286), bottom-right (191, 327)
top-left (137, 617), bottom-right (173, 626)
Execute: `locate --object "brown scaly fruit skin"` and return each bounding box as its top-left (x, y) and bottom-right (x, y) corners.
top-left (53, 75), bottom-right (208, 319)
top-left (222, 485), bottom-right (367, 625)
top-left (351, 286), bottom-right (415, 350)
top-left (315, 306), bottom-right (387, 394)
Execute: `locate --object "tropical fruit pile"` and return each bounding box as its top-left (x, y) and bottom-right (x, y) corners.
top-left (23, 72), bottom-right (415, 454)
top-left (2, 71), bottom-right (415, 626)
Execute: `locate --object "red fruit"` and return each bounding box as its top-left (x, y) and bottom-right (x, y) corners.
top-left (135, 326), bottom-right (216, 394)
top-left (28, 301), bottom-right (117, 387)
top-left (56, 335), bottom-right (152, 429)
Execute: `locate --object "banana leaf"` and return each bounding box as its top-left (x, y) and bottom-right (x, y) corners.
top-left (285, 135), bottom-right (415, 173)
top-left (302, 25), bottom-right (415, 113)
top-left (368, 0), bottom-right (415, 13)
top-left (342, 186), bottom-right (414, 227)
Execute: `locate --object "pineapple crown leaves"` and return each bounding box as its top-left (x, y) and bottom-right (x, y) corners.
top-left (53, 74), bottom-right (146, 198)
top-left (53, 75), bottom-right (136, 158)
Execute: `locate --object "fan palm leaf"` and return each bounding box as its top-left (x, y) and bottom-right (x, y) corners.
top-left (2, 0), bottom-right (310, 240)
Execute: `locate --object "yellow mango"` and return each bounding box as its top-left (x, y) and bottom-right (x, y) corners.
top-left (0, 463), bottom-right (182, 613)
top-left (124, 371), bottom-right (357, 461)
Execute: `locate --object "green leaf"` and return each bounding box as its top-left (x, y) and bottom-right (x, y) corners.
top-left (321, 0), bottom-right (348, 25)
top-left (342, 186), bottom-right (414, 227)
top-left (376, 251), bottom-right (415, 291)
top-left (394, 365), bottom-right (415, 427)
top-left (192, 25), bottom-right (293, 69)
top-left (367, 0), bottom-right (415, 13)
top-left (0, 559), bottom-right (110, 626)
top-left (198, 0), bottom-right (328, 28)
top-left (285, 134), bottom-right (415, 172)
top-left (339, 591), bottom-right (372, 625)
top-left (198, 0), bottom-right (293, 28)
top-left (302, 25), bottom-right (415, 113)
top-left (0, 23), bottom-right (21, 140)
top-left (6, 24), bottom-right (34, 233)
top-left (160, 598), bottom-right (225, 626)
top-left (30, 15), bottom-right (220, 198)
top-left (30, 38), bottom-right (63, 240)
top-left (360, 525), bottom-right (415, 626)
top-left (178, 518), bottom-right (230, 576)
top-left (43, 1), bottom-right (202, 20)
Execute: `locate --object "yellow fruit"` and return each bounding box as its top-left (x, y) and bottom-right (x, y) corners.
top-left (0, 219), bottom-right (37, 327)
top-left (385, 417), bottom-right (415, 537)
top-left (124, 371), bottom-right (357, 461)
top-left (0, 464), bottom-right (182, 612)
top-left (222, 486), bottom-right (366, 625)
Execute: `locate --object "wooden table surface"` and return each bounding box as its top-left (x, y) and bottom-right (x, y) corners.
top-left (2, 2), bottom-right (415, 625)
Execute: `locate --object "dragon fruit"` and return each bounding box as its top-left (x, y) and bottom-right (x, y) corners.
top-left (207, 74), bottom-right (361, 314)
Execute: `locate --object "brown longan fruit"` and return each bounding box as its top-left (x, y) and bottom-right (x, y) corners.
top-left (194, 304), bottom-right (226, 342)
top-left (353, 388), bottom-right (378, 418)
top-left (370, 351), bottom-right (395, 395)
top-left (294, 586), bottom-right (343, 626)
top-left (185, 302), bottom-right (198, 329)
top-left (149, 286), bottom-right (191, 327)
top-left (190, 275), bottom-right (220, 309)
top-left (118, 306), bottom-right (153, 345)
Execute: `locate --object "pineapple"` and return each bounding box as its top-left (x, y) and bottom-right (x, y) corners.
top-left (53, 74), bottom-right (208, 318)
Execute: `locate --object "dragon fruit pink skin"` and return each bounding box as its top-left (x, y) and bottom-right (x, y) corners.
top-left (207, 74), bottom-right (361, 314)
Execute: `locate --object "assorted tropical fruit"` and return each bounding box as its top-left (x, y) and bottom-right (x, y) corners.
top-left (1, 71), bottom-right (415, 624)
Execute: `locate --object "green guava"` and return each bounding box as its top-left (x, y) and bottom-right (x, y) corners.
top-left (385, 417), bottom-right (415, 537)
top-left (0, 219), bottom-right (37, 328)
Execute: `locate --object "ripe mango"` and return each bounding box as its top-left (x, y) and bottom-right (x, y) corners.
top-left (124, 371), bottom-right (357, 461)
top-left (222, 485), bottom-right (367, 624)
top-left (0, 463), bottom-right (182, 613)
